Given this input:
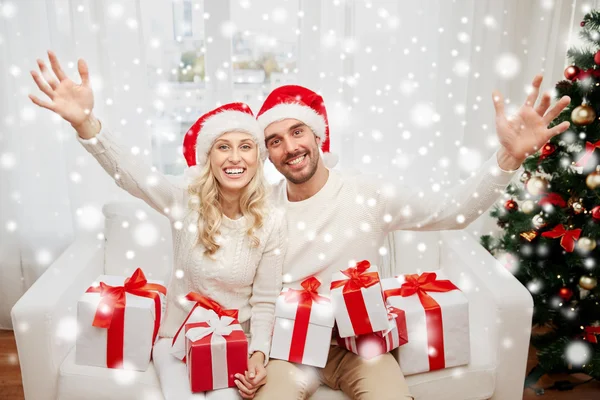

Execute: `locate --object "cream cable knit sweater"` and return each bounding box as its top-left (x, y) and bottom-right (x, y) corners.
top-left (77, 126), bottom-right (286, 357)
top-left (271, 150), bottom-right (518, 291)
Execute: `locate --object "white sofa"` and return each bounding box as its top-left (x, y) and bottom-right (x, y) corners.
top-left (12, 200), bottom-right (533, 400)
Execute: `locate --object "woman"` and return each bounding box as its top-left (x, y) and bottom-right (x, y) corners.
top-left (29, 51), bottom-right (285, 400)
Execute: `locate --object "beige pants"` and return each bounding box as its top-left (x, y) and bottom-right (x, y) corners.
top-left (254, 346), bottom-right (413, 400)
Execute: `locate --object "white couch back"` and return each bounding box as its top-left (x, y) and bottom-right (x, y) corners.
top-left (102, 201), bottom-right (174, 283)
top-left (101, 201), bottom-right (441, 282)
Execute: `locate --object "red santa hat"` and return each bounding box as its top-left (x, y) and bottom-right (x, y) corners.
top-left (256, 85), bottom-right (338, 168)
top-left (182, 102), bottom-right (266, 179)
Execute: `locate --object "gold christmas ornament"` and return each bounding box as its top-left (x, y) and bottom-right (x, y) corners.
top-left (522, 200), bottom-right (536, 214)
top-left (532, 214), bottom-right (547, 229)
top-left (526, 176), bottom-right (549, 196)
top-left (579, 275), bottom-right (598, 290)
top-left (577, 237), bottom-right (597, 252)
top-left (586, 169), bottom-right (600, 189)
top-left (520, 230), bottom-right (538, 242)
top-left (571, 104), bottom-right (596, 125)
top-left (520, 171), bottom-right (532, 183)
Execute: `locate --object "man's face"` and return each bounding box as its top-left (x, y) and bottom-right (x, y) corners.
top-left (264, 118), bottom-right (321, 185)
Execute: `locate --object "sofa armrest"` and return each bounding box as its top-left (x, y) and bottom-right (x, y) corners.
top-left (11, 235), bottom-right (104, 400)
top-left (438, 230), bottom-right (533, 400)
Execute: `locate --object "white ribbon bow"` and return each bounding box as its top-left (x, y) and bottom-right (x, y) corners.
top-left (185, 315), bottom-right (242, 342)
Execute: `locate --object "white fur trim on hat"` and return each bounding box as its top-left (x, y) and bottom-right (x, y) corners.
top-left (195, 110), bottom-right (266, 166)
top-left (257, 103), bottom-right (327, 139)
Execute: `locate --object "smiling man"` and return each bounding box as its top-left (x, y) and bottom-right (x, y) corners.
top-left (251, 82), bottom-right (570, 400)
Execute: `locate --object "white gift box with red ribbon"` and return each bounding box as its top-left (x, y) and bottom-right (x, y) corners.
top-left (270, 277), bottom-right (335, 368)
top-left (75, 269), bottom-right (165, 371)
top-left (381, 270), bottom-right (470, 376)
top-left (330, 261), bottom-right (389, 338)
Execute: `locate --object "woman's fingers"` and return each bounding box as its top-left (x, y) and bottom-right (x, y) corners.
top-left (37, 59), bottom-right (59, 90)
top-left (78, 59), bottom-right (90, 86)
top-left (30, 70), bottom-right (55, 99)
top-left (235, 378), bottom-right (257, 396)
top-left (47, 50), bottom-right (68, 81)
top-left (491, 90), bottom-right (505, 119)
top-left (28, 94), bottom-right (54, 111)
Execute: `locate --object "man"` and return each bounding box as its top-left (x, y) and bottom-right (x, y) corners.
top-left (245, 78), bottom-right (570, 399)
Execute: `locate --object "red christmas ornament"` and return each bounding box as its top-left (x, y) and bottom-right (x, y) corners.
top-left (591, 205), bottom-right (600, 221)
top-left (539, 143), bottom-right (556, 163)
top-left (559, 287), bottom-right (573, 301)
top-left (564, 65), bottom-right (580, 80)
top-left (595, 50), bottom-right (600, 65)
top-left (581, 21), bottom-right (586, 27)
top-left (504, 199), bottom-right (518, 212)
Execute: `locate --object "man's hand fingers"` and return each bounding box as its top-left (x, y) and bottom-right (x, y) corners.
top-left (524, 74), bottom-right (543, 107)
top-left (534, 92), bottom-right (551, 117)
top-left (542, 96), bottom-right (571, 126)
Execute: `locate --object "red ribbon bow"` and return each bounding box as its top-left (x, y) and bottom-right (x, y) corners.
top-left (330, 260), bottom-right (380, 292)
top-left (171, 292), bottom-right (239, 359)
top-left (284, 277), bottom-right (329, 363)
top-left (584, 326), bottom-right (600, 344)
top-left (85, 268), bottom-right (166, 369)
top-left (541, 224), bottom-right (582, 252)
top-left (384, 272), bottom-right (459, 371)
top-left (538, 193), bottom-right (566, 208)
top-left (575, 140), bottom-right (600, 168)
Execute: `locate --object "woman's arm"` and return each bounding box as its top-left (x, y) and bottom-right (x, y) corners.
top-left (29, 51), bottom-right (186, 219)
top-left (247, 209), bottom-right (286, 363)
top-left (76, 117), bottom-right (185, 219)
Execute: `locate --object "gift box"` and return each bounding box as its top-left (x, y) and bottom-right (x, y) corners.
top-left (330, 260), bottom-right (389, 338)
top-left (75, 268), bottom-right (166, 371)
top-left (336, 306), bottom-right (408, 360)
top-left (185, 315), bottom-right (248, 392)
top-left (171, 292), bottom-right (241, 362)
top-left (270, 277), bottom-right (334, 367)
top-left (381, 270), bottom-right (470, 376)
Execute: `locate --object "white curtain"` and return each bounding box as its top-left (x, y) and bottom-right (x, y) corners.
top-left (0, 0), bottom-right (585, 329)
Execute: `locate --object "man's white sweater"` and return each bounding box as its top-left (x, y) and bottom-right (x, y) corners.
top-left (271, 151), bottom-right (517, 290)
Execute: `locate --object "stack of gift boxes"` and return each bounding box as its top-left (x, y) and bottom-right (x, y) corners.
top-left (73, 260), bottom-right (471, 393)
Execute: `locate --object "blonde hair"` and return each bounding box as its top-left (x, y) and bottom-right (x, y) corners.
top-left (187, 137), bottom-right (268, 256)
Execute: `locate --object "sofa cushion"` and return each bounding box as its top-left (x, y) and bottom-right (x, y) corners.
top-left (102, 201), bottom-right (173, 283)
top-left (57, 346), bottom-right (163, 400)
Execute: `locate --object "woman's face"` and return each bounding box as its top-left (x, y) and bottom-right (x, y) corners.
top-left (209, 131), bottom-right (259, 195)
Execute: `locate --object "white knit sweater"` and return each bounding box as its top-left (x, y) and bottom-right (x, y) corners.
top-left (271, 150), bottom-right (517, 290)
top-left (78, 126), bottom-right (286, 357)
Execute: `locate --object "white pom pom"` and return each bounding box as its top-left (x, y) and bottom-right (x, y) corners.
top-left (323, 152), bottom-right (339, 168)
top-left (183, 165), bottom-right (203, 185)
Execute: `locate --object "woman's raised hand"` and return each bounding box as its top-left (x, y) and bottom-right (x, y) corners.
top-left (29, 50), bottom-right (98, 138)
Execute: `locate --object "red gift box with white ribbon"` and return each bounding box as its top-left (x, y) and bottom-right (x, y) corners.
top-left (185, 316), bottom-right (248, 392)
top-left (330, 260), bottom-right (389, 338)
top-left (336, 306), bottom-right (408, 360)
top-left (381, 270), bottom-right (470, 375)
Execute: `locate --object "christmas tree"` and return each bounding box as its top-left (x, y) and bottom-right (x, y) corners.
top-left (481, 11), bottom-right (600, 381)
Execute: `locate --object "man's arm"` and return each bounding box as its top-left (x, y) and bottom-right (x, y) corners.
top-left (374, 149), bottom-right (517, 233)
